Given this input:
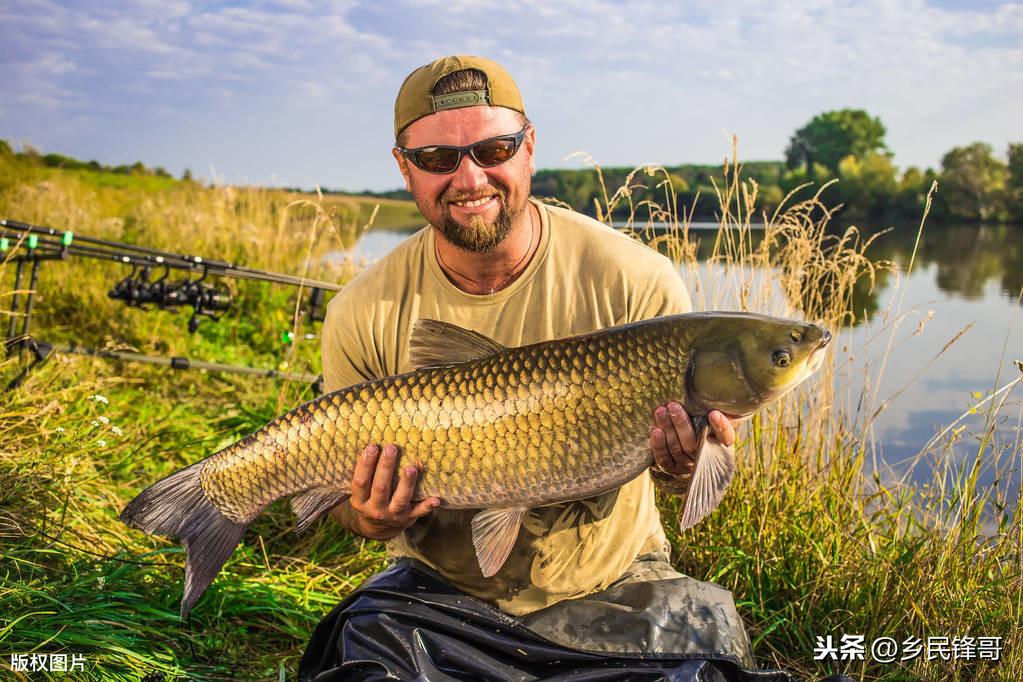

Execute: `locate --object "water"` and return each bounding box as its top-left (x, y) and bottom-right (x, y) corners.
top-left (330, 221), bottom-right (1023, 499)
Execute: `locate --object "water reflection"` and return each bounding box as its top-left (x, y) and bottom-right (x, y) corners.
top-left (857, 222), bottom-right (1023, 303)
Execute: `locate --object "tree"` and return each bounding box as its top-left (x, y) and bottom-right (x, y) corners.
top-left (779, 161), bottom-right (832, 198)
top-left (938, 142), bottom-right (1009, 221)
top-left (1007, 143), bottom-right (1023, 222)
top-left (894, 166), bottom-right (938, 220)
top-left (836, 151), bottom-right (898, 218)
top-left (785, 109), bottom-right (888, 174)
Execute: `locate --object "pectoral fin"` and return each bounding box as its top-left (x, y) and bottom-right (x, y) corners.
top-left (470, 507), bottom-right (528, 577)
top-left (291, 488), bottom-right (350, 532)
top-left (678, 417), bottom-right (736, 531)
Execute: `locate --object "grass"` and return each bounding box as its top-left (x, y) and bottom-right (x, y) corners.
top-left (1, 148), bottom-right (1020, 680)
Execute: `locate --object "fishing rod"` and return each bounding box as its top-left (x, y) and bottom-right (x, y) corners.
top-left (1, 219), bottom-right (344, 289)
top-left (2, 218), bottom-right (338, 391)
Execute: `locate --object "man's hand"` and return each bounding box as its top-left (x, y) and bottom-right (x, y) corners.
top-left (347, 444), bottom-right (440, 540)
top-left (649, 402), bottom-right (736, 479)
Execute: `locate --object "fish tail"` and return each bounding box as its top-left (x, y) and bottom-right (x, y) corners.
top-left (120, 460), bottom-right (247, 617)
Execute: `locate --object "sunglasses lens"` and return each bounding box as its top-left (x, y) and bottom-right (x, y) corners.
top-left (472, 138), bottom-right (518, 167)
top-left (415, 147), bottom-right (460, 173)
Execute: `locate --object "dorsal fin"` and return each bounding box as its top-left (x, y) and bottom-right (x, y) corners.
top-left (409, 319), bottom-right (507, 369)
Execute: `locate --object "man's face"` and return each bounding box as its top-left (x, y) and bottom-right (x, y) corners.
top-left (393, 106), bottom-right (535, 253)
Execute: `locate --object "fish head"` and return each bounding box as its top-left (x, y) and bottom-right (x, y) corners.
top-left (686, 314), bottom-right (832, 418)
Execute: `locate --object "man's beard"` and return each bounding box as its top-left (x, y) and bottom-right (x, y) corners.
top-left (439, 199), bottom-right (518, 253)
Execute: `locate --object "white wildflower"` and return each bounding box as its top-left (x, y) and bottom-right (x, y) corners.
top-left (90, 394), bottom-right (109, 404)
top-left (97, 440), bottom-right (107, 447)
top-left (111, 425), bottom-right (124, 437)
top-left (55, 427), bottom-right (65, 433)
top-left (96, 576), bottom-right (106, 590)
top-left (98, 415), bottom-right (110, 425)
top-left (90, 419), bottom-right (100, 427)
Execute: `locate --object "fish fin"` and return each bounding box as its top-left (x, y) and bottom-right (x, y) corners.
top-left (678, 419), bottom-right (736, 532)
top-left (410, 319), bottom-right (506, 369)
top-left (292, 488), bottom-right (350, 532)
top-left (471, 507), bottom-right (528, 578)
top-left (120, 461), bottom-right (247, 617)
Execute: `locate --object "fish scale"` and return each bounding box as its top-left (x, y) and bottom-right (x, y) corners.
top-left (201, 320), bottom-right (678, 523)
top-left (121, 311), bottom-right (830, 616)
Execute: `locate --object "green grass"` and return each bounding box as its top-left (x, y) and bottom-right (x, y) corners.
top-left (1, 151), bottom-right (1020, 680)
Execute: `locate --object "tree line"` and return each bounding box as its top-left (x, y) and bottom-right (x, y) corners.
top-left (531, 109), bottom-right (1022, 224)
top-left (0, 140), bottom-right (195, 182)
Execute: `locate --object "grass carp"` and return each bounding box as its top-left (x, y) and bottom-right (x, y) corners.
top-left (120, 312), bottom-right (831, 615)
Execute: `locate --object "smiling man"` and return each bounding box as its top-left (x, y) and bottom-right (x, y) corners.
top-left (299, 56), bottom-right (783, 682)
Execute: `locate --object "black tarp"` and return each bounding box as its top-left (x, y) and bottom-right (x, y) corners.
top-left (299, 557), bottom-right (796, 682)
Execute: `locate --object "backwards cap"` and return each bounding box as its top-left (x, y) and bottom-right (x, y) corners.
top-left (394, 55), bottom-right (525, 139)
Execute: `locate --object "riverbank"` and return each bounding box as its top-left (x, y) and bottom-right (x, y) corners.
top-left (1, 156), bottom-right (1019, 680)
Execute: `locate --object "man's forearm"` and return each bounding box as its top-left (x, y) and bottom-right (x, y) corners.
top-left (650, 467), bottom-right (693, 496)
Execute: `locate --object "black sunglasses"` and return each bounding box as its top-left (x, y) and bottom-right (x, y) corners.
top-left (395, 125), bottom-right (530, 174)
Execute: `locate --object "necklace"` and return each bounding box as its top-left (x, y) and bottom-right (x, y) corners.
top-left (436, 204), bottom-right (537, 295)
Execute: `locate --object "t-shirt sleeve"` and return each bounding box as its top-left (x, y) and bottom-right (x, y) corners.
top-left (632, 255), bottom-right (693, 321)
top-left (321, 292), bottom-right (378, 394)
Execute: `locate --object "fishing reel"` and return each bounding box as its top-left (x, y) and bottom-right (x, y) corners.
top-left (108, 266), bottom-right (232, 332)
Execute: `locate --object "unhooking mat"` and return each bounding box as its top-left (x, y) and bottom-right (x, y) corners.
top-left (298, 554), bottom-right (794, 682)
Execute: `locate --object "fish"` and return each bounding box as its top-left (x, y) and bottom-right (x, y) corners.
top-left (120, 311), bottom-right (831, 616)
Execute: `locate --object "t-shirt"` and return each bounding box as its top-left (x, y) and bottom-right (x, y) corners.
top-left (321, 198), bottom-right (692, 616)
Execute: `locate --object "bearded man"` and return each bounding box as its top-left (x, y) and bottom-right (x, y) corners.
top-left (299, 55), bottom-right (790, 682)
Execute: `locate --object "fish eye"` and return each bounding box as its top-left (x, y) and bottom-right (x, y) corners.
top-left (773, 350), bottom-right (791, 367)
top-left (790, 330), bottom-right (802, 343)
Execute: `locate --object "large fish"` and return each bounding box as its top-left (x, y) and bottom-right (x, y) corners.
top-left (121, 312), bottom-right (830, 615)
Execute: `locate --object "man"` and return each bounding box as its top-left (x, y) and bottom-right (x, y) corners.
top-left (299, 56), bottom-right (787, 682)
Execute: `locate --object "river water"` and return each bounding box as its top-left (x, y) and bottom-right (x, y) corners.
top-left (330, 220), bottom-right (1023, 501)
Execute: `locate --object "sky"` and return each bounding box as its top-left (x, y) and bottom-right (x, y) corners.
top-left (1, 0), bottom-right (1020, 192)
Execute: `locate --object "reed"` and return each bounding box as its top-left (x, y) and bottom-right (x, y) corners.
top-left (1, 148), bottom-right (1019, 680)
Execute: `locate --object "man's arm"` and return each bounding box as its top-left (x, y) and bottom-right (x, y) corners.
top-left (328, 444), bottom-right (439, 540)
top-left (649, 406), bottom-right (736, 494)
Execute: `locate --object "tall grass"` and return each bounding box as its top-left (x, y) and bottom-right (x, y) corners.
top-left (2, 148), bottom-right (1020, 680)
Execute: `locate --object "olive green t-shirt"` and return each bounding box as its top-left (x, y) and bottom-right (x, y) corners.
top-left (321, 198), bottom-right (692, 616)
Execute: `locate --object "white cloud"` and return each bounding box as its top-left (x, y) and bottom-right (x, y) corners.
top-left (0, 0), bottom-right (1020, 190)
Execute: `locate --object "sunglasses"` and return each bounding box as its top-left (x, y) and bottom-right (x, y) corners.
top-left (395, 125), bottom-right (530, 174)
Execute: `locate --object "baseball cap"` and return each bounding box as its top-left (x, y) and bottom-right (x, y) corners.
top-left (393, 55), bottom-right (526, 139)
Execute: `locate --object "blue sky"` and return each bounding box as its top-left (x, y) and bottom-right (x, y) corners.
top-left (1, 0), bottom-right (1020, 191)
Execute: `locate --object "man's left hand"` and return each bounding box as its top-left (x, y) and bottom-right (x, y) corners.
top-left (649, 403), bottom-right (737, 479)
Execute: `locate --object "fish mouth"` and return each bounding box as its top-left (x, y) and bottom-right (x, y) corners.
top-left (806, 330), bottom-right (832, 374)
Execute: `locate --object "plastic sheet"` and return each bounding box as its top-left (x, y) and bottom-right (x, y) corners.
top-left (299, 557), bottom-right (793, 682)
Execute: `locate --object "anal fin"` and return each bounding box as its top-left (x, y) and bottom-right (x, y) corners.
top-left (678, 416), bottom-right (736, 531)
top-left (292, 487), bottom-right (350, 532)
top-left (470, 507), bottom-right (528, 578)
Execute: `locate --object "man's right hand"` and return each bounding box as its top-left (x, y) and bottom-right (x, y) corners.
top-left (346, 443), bottom-right (440, 540)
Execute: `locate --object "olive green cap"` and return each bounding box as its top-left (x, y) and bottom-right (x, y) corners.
top-left (394, 55), bottom-right (526, 139)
